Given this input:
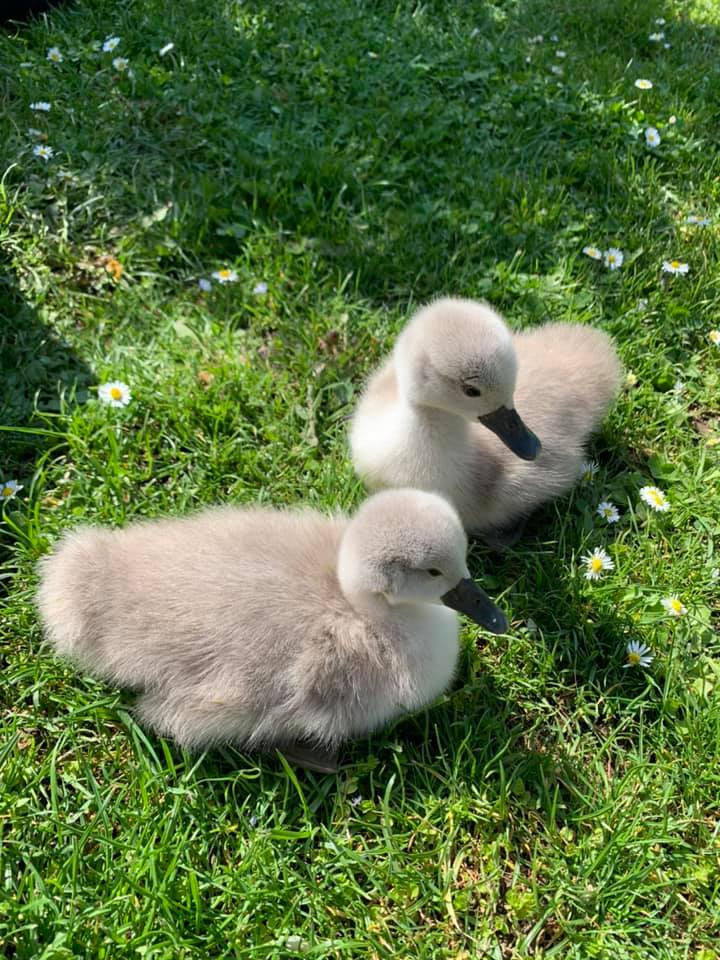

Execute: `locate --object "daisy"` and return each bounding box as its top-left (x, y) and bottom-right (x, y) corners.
top-left (98, 380), bottom-right (132, 407)
top-left (597, 500), bottom-right (620, 524)
top-left (30, 101), bottom-right (51, 112)
top-left (582, 245), bottom-right (602, 260)
top-left (556, 50), bottom-right (567, 58)
top-left (550, 65), bottom-right (563, 76)
top-left (33, 144), bottom-right (53, 160)
top-left (634, 78), bottom-right (653, 90)
top-left (661, 596), bottom-right (687, 617)
top-left (212, 268), bottom-right (238, 284)
top-left (198, 278), bottom-right (212, 292)
top-left (159, 42), bottom-right (175, 57)
top-left (639, 485), bottom-right (670, 512)
top-left (103, 36), bottom-right (121, 52)
top-left (645, 127), bottom-right (661, 148)
top-left (708, 330), bottom-right (720, 346)
top-left (0, 479), bottom-right (22, 501)
top-left (662, 259), bottom-right (689, 275)
top-left (604, 248), bottom-right (623, 270)
top-left (581, 547), bottom-right (614, 581)
top-left (625, 370), bottom-right (638, 387)
top-left (112, 57), bottom-right (129, 72)
top-left (648, 31), bottom-right (665, 41)
top-left (253, 281), bottom-right (268, 295)
top-left (685, 215), bottom-right (710, 226)
top-left (624, 640), bottom-right (653, 669)
top-left (529, 35), bottom-right (544, 44)
top-left (655, 17), bottom-right (666, 25)
top-left (46, 47), bottom-right (63, 63)
top-left (579, 459), bottom-right (599, 483)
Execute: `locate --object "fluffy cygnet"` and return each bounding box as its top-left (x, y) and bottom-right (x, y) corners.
top-left (350, 297), bottom-right (621, 546)
top-left (36, 489), bottom-right (507, 772)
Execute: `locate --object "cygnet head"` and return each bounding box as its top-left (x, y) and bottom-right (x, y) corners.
top-left (338, 489), bottom-right (507, 633)
top-left (394, 297), bottom-right (541, 461)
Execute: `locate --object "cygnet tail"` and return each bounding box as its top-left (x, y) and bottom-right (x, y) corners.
top-left (514, 324), bottom-right (621, 440)
top-left (36, 527), bottom-right (116, 675)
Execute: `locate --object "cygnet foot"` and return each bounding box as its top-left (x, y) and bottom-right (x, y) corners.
top-left (279, 742), bottom-right (340, 774)
top-left (477, 517), bottom-right (527, 551)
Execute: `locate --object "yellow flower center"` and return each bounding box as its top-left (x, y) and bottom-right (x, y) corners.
top-left (670, 599), bottom-right (683, 613)
top-left (627, 651), bottom-right (641, 665)
top-left (219, 270), bottom-right (230, 279)
top-left (2, 486), bottom-right (12, 497)
top-left (110, 386), bottom-right (123, 400)
top-left (671, 260), bottom-right (681, 269)
top-left (650, 490), bottom-right (664, 506)
top-left (590, 557), bottom-right (603, 572)
top-left (709, 330), bottom-right (720, 343)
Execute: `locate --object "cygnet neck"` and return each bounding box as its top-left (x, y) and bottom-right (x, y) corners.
top-left (338, 581), bottom-right (394, 622)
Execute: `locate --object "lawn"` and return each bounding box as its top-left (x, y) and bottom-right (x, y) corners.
top-left (1, 0), bottom-right (719, 956)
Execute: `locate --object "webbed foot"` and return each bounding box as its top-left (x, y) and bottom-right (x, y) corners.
top-left (279, 742), bottom-right (340, 774)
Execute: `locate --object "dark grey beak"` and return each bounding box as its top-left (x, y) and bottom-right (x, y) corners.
top-left (441, 577), bottom-right (508, 634)
top-left (478, 406), bottom-right (541, 461)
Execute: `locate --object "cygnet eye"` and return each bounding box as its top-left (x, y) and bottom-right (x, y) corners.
top-left (427, 568), bottom-right (443, 578)
top-left (462, 384), bottom-right (481, 398)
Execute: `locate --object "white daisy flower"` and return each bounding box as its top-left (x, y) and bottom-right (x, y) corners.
top-left (708, 330), bottom-right (720, 346)
top-left (550, 34), bottom-right (559, 42)
top-left (556, 50), bottom-right (567, 58)
top-left (662, 259), bottom-right (689, 275)
top-left (624, 640), bottom-right (653, 669)
top-left (212, 268), bottom-right (238, 284)
top-left (661, 596), bottom-right (687, 617)
top-left (648, 32), bottom-right (665, 42)
top-left (112, 57), bottom-right (129, 72)
top-left (634, 78), bottom-right (653, 90)
top-left (103, 36), bottom-right (121, 52)
top-left (685, 215), bottom-right (710, 226)
top-left (529, 35), bottom-right (544, 44)
top-left (0, 479), bottom-right (23, 500)
top-left (639, 485), bottom-right (670, 512)
top-left (604, 247), bottom-right (623, 270)
top-left (550, 65), bottom-right (563, 76)
top-left (30, 101), bottom-right (51, 112)
top-left (668, 115), bottom-right (677, 124)
top-left (663, 42), bottom-right (671, 49)
top-left (47, 47), bottom-right (63, 63)
top-left (198, 278), bottom-right (212, 292)
top-left (33, 144), bottom-right (54, 160)
top-left (625, 370), bottom-right (638, 387)
top-left (159, 42), bottom-right (175, 57)
top-left (597, 501), bottom-right (620, 524)
top-left (253, 281), bottom-right (268, 295)
top-left (655, 17), bottom-right (666, 25)
top-left (645, 127), bottom-right (661, 148)
top-left (581, 547), bottom-right (615, 581)
top-left (98, 380), bottom-right (132, 407)
top-left (579, 459), bottom-right (599, 483)
top-left (582, 245), bottom-right (602, 260)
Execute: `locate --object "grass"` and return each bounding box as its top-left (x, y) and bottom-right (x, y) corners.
top-left (1, 0), bottom-right (719, 956)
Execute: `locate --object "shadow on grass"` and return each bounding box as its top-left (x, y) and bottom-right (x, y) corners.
top-left (0, 267), bottom-right (93, 575)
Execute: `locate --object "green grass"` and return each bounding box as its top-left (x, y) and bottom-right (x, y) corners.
top-left (1, 0), bottom-right (720, 956)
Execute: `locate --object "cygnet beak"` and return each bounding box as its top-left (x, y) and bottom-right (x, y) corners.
top-left (478, 406), bottom-right (541, 461)
top-left (440, 577), bottom-right (508, 634)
